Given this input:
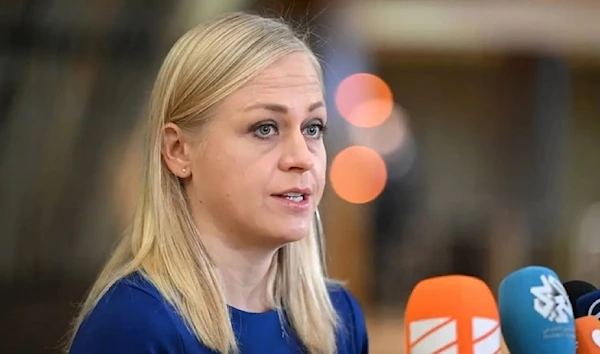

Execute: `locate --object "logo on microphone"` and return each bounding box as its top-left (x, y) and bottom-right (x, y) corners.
top-left (409, 317), bottom-right (456, 353)
top-left (530, 274), bottom-right (574, 323)
top-left (408, 317), bottom-right (500, 353)
top-left (592, 329), bottom-right (600, 347)
top-left (587, 299), bottom-right (600, 319)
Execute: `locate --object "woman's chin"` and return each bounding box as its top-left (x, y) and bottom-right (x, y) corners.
top-left (263, 225), bottom-right (311, 246)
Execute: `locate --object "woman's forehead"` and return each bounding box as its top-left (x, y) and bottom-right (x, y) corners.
top-left (222, 54), bottom-right (324, 114)
top-left (246, 55), bottom-right (319, 91)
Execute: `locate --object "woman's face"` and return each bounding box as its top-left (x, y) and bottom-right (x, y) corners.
top-left (180, 52), bottom-right (327, 249)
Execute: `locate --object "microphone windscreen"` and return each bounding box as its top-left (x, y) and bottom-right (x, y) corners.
top-left (576, 316), bottom-right (600, 353)
top-left (404, 275), bottom-right (500, 353)
top-left (564, 280), bottom-right (597, 317)
top-left (577, 290), bottom-right (600, 320)
top-left (498, 265), bottom-right (576, 353)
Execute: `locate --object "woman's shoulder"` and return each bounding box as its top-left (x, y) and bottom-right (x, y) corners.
top-left (327, 281), bottom-right (365, 320)
top-left (327, 282), bottom-right (369, 353)
top-left (85, 272), bottom-right (171, 320)
top-left (69, 273), bottom-right (186, 353)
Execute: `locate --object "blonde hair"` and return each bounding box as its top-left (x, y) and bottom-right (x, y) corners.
top-left (68, 11), bottom-right (339, 354)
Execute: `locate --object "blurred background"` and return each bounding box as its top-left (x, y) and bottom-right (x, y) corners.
top-left (1, 0), bottom-right (600, 352)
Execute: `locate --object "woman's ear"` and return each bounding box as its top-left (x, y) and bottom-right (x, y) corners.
top-left (162, 122), bottom-right (191, 178)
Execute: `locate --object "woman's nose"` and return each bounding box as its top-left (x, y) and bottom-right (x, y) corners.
top-left (277, 132), bottom-right (315, 172)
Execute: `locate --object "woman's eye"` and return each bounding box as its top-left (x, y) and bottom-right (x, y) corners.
top-left (303, 123), bottom-right (325, 138)
top-left (254, 124), bottom-right (278, 139)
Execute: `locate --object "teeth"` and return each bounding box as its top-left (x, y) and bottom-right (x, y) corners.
top-left (286, 196), bottom-right (303, 202)
top-left (283, 193), bottom-right (304, 202)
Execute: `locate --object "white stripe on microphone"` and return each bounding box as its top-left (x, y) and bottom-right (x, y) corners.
top-left (473, 317), bottom-right (501, 354)
top-left (410, 319), bottom-right (456, 354)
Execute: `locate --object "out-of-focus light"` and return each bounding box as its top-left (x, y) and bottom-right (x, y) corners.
top-left (335, 73), bottom-right (394, 128)
top-left (347, 104), bottom-right (410, 157)
top-left (329, 146), bottom-right (387, 204)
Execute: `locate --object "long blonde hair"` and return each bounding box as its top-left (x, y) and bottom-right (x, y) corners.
top-left (68, 12), bottom-right (339, 354)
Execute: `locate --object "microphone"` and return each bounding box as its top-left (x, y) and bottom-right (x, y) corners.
top-left (577, 290), bottom-right (600, 320)
top-left (498, 265), bottom-right (576, 353)
top-left (404, 274), bottom-right (501, 353)
top-left (575, 316), bottom-right (600, 353)
top-left (564, 280), bottom-right (597, 317)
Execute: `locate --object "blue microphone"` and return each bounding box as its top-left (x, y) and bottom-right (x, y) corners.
top-left (576, 290), bottom-right (600, 320)
top-left (498, 265), bottom-right (576, 354)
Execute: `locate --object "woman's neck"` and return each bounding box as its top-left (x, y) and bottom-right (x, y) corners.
top-left (199, 229), bottom-right (277, 312)
top-left (217, 250), bottom-right (276, 312)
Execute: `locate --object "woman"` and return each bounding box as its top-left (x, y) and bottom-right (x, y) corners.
top-left (68, 12), bottom-right (369, 354)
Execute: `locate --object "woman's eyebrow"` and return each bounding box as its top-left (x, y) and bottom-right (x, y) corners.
top-left (243, 101), bottom-right (324, 114)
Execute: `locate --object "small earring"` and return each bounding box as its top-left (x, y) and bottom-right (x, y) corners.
top-left (182, 168), bottom-right (187, 173)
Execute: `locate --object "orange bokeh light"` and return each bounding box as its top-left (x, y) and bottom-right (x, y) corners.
top-left (335, 73), bottom-right (394, 128)
top-left (329, 146), bottom-right (388, 204)
top-left (347, 104), bottom-right (410, 157)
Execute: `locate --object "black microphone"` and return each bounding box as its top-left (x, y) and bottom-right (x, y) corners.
top-left (563, 280), bottom-right (597, 318)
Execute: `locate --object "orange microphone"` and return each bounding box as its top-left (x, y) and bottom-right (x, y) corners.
top-left (404, 275), bottom-right (501, 354)
top-left (576, 316), bottom-right (600, 353)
